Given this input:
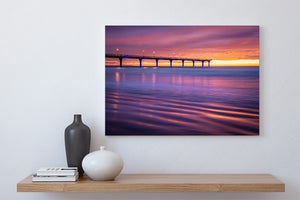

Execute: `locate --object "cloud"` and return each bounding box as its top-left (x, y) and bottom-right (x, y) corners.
top-left (105, 26), bottom-right (259, 60)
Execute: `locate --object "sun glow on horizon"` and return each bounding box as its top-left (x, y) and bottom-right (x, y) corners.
top-left (105, 58), bottom-right (259, 67)
top-left (211, 59), bottom-right (259, 67)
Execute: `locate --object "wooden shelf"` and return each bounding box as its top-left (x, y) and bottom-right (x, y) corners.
top-left (17, 174), bottom-right (285, 192)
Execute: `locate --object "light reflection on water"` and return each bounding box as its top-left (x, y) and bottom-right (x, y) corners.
top-left (106, 67), bottom-right (259, 135)
top-left (115, 72), bottom-right (120, 83)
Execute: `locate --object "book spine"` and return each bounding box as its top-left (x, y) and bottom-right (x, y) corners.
top-left (36, 172), bottom-right (76, 176)
top-left (32, 173), bottom-right (78, 182)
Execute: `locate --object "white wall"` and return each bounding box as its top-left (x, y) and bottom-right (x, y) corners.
top-left (1, 0), bottom-right (299, 199)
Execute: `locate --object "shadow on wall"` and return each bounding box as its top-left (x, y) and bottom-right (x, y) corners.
top-left (44, 190), bottom-right (290, 200)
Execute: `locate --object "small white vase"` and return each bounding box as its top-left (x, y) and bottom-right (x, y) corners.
top-left (82, 146), bottom-right (123, 181)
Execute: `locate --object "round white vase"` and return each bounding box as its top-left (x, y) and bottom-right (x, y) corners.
top-left (82, 146), bottom-right (123, 181)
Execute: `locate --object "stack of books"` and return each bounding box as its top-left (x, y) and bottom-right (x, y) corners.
top-left (32, 167), bottom-right (79, 182)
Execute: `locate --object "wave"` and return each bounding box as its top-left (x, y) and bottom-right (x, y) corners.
top-left (106, 92), bottom-right (259, 136)
top-left (105, 67), bottom-right (259, 136)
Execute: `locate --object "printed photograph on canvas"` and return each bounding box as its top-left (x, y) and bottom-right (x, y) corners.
top-left (105, 26), bottom-right (259, 136)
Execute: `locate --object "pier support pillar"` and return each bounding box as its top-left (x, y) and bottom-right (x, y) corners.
top-left (170, 60), bottom-right (172, 68)
top-left (139, 58), bottom-right (142, 68)
top-left (193, 60), bottom-right (195, 68)
top-left (156, 59), bottom-right (159, 67)
top-left (119, 57), bottom-right (123, 67)
top-left (182, 60), bottom-right (184, 67)
top-left (208, 61), bottom-right (210, 67)
top-left (202, 61), bottom-right (204, 68)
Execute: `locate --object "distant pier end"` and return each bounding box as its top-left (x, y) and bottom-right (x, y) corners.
top-left (105, 54), bottom-right (212, 68)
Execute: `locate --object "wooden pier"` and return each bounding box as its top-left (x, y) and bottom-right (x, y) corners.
top-left (105, 54), bottom-right (212, 68)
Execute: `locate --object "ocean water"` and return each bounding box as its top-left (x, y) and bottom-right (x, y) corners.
top-left (105, 67), bottom-right (259, 135)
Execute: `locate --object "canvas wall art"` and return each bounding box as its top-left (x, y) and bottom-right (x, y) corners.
top-left (105, 26), bottom-right (259, 136)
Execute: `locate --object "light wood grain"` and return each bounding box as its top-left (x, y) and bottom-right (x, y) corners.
top-left (17, 174), bottom-right (285, 192)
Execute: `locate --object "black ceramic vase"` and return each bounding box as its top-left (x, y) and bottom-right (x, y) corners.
top-left (65, 114), bottom-right (91, 176)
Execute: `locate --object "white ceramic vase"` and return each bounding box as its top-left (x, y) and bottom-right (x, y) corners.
top-left (82, 146), bottom-right (123, 181)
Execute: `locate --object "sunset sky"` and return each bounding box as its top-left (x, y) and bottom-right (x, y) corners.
top-left (105, 26), bottom-right (259, 67)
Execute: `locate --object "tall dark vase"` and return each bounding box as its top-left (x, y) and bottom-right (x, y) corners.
top-left (65, 114), bottom-right (91, 176)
